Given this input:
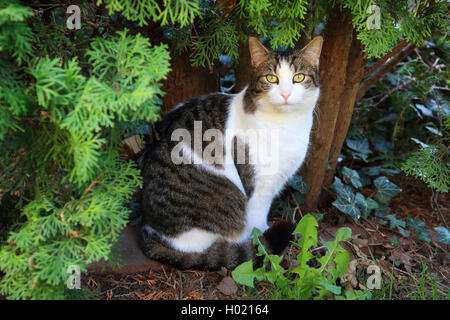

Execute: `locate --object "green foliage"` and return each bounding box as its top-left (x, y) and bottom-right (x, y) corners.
top-left (236, 0), bottom-right (308, 49)
top-left (343, 0), bottom-right (448, 58)
top-left (188, 19), bottom-right (239, 67)
top-left (374, 176), bottom-right (402, 205)
top-left (98, 0), bottom-right (202, 27)
top-left (0, 0), bottom-right (448, 301)
top-left (330, 174), bottom-right (396, 222)
top-left (407, 218), bottom-right (431, 243)
top-left (434, 226), bottom-right (450, 245)
top-left (232, 214), bottom-right (371, 300)
top-left (334, 32), bottom-right (448, 247)
top-left (270, 175), bottom-right (308, 222)
top-left (96, 0), bottom-right (447, 73)
top-left (0, 0), bottom-right (33, 65)
top-left (0, 1), bottom-right (171, 299)
top-left (402, 143), bottom-right (449, 193)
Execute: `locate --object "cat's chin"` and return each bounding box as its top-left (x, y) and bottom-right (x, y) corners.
top-left (272, 102), bottom-right (308, 113)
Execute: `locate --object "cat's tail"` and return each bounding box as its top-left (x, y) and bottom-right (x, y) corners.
top-left (139, 221), bottom-right (295, 271)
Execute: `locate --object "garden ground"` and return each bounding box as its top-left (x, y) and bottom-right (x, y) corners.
top-left (80, 174), bottom-right (449, 300)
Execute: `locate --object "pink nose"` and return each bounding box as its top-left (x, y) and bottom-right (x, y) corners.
top-left (281, 92), bottom-right (290, 102)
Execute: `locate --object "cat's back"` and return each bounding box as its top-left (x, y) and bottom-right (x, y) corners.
top-left (155, 92), bottom-right (233, 141)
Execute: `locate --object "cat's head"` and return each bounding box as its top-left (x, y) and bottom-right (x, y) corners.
top-left (244, 36), bottom-right (323, 114)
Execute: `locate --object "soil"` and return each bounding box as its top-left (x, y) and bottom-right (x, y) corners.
top-left (82, 175), bottom-right (449, 300)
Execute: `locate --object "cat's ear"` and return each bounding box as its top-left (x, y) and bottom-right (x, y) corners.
top-left (249, 36), bottom-right (270, 68)
top-left (299, 36), bottom-right (323, 67)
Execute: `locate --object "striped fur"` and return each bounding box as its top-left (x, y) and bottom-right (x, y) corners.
top-left (139, 36), bottom-right (322, 270)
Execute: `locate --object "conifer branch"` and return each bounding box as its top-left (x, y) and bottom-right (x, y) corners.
top-left (355, 42), bottom-right (416, 102)
top-left (352, 40), bottom-right (409, 85)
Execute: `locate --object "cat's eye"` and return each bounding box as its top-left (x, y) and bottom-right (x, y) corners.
top-left (266, 74), bottom-right (279, 84)
top-left (293, 73), bottom-right (305, 83)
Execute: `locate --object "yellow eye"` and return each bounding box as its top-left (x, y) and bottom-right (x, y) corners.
top-left (293, 73), bottom-right (305, 83)
top-left (266, 74), bottom-right (279, 83)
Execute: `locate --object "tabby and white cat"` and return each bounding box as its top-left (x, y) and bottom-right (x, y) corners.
top-left (139, 36), bottom-right (323, 270)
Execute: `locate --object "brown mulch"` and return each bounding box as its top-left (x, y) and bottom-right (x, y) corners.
top-left (83, 175), bottom-right (449, 300)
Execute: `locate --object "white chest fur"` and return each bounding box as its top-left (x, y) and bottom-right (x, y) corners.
top-left (225, 90), bottom-right (316, 240)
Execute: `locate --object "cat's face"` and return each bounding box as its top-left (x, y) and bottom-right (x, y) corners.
top-left (244, 36), bottom-right (323, 113)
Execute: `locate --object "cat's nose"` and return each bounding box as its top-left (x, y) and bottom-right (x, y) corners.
top-left (281, 92), bottom-right (291, 102)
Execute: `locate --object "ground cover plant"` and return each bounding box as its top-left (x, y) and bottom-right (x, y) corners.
top-left (0, 0), bottom-right (448, 300)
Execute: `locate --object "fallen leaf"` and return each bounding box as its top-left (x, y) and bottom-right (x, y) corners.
top-left (217, 266), bottom-right (228, 277)
top-left (389, 247), bottom-right (415, 272)
top-left (216, 276), bottom-right (237, 296)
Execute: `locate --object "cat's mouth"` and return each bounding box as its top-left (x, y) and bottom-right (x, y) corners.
top-left (278, 103), bottom-right (298, 112)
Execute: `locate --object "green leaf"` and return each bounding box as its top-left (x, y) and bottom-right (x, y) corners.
top-left (342, 167), bottom-right (363, 189)
top-left (355, 193), bottom-right (379, 219)
top-left (330, 176), bottom-right (345, 194)
top-left (346, 138), bottom-right (372, 155)
top-left (407, 218), bottom-right (431, 243)
top-left (287, 175), bottom-right (308, 193)
top-left (386, 215), bottom-right (410, 237)
top-left (334, 227), bottom-right (352, 242)
top-left (293, 214), bottom-right (318, 267)
top-left (319, 281), bottom-right (341, 295)
top-left (232, 261), bottom-right (256, 288)
top-left (360, 166), bottom-right (381, 176)
top-left (332, 189), bottom-right (361, 221)
top-left (334, 251), bottom-right (350, 276)
top-left (386, 214), bottom-right (406, 229)
top-left (397, 226), bottom-right (410, 237)
top-left (374, 176), bottom-right (402, 204)
top-left (390, 236), bottom-right (401, 247)
top-left (434, 226), bottom-right (450, 245)
top-left (373, 206), bottom-right (390, 217)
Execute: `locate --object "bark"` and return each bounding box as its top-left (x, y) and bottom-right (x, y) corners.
top-left (233, 39), bottom-right (252, 93)
top-left (161, 52), bottom-right (220, 112)
top-left (300, 9), bottom-right (354, 213)
top-left (320, 33), bottom-right (366, 200)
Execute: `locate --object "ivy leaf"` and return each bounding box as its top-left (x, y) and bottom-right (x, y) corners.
top-left (287, 175), bottom-right (308, 193)
top-left (397, 226), bottom-right (410, 237)
top-left (346, 137), bottom-right (372, 155)
top-left (294, 192), bottom-right (307, 205)
top-left (360, 166), bottom-right (381, 176)
top-left (407, 218), bottom-right (431, 243)
top-left (374, 176), bottom-right (402, 204)
top-left (331, 176), bottom-right (354, 198)
top-left (386, 215), bottom-right (409, 237)
top-left (342, 167), bottom-right (363, 189)
top-left (345, 137), bottom-right (372, 161)
top-left (332, 188), bottom-right (361, 221)
top-left (330, 176), bottom-right (345, 193)
top-left (386, 214), bottom-right (406, 229)
top-left (380, 168), bottom-right (401, 176)
top-left (434, 226), bottom-right (450, 245)
top-left (355, 193), bottom-right (379, 218)
top-left (373, 206), bottom-right (390, 218)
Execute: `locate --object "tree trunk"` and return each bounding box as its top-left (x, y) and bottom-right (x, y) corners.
top-left (320, 33), bottom-right (366, 200)
top-left (161, 52), bottom-right (220, 112)
top-left (233, 39), bottom-right (252, 93)
top-left (300, 8), bottom-right (354, 213)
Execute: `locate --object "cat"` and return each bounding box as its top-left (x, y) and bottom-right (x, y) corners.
top-left (138, 35), bottom-right (323, 270)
